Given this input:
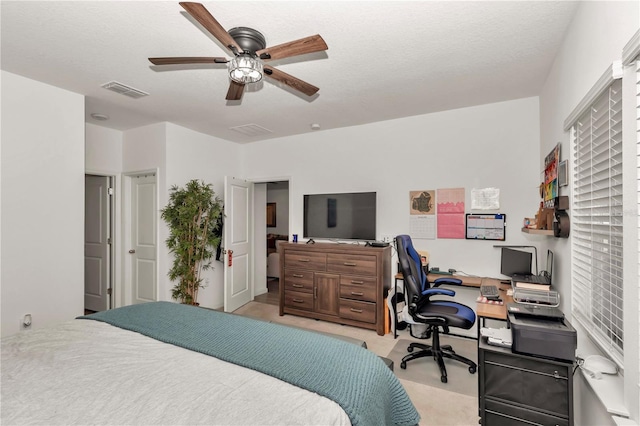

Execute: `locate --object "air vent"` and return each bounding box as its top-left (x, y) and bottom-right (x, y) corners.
top-left (229, 123), bottom-right (273, 137)
top-left (101, 81), bottom-right (149, 99)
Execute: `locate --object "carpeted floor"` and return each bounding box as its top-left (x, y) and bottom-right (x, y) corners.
top-left (388, 338), bottom-right (478, 397)
top-left (233, 300), bottom-right (481, 426)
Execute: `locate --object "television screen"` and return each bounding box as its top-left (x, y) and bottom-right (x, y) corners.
top-left (500, 248), bottom-right (532, 277)
top-left (303, 192), bottom-right (376, 241)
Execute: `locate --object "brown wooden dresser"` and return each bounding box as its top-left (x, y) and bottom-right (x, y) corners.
top-left (279, 242), bottom-right (391, 335)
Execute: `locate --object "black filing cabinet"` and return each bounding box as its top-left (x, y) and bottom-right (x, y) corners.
top-left (479, 337), bottom-right (574, 425)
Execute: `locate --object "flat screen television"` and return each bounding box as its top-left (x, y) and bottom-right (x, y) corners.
top-left (303, 192), bottom-right (376, 241)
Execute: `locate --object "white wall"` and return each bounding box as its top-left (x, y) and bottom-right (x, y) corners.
top-left (86, 123), bottom-right (123, 173)
top-left (165, 123), bottom-right (243, 309)
top-left (539, 1), bottom-right (640, 424)
top-left (244, 97), bottom-right (541, 281)
top-left (1, 71), bottom-right (85, 337)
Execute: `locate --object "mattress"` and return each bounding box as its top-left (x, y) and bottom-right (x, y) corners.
top-left (2, 302), bottom-right (420, 426)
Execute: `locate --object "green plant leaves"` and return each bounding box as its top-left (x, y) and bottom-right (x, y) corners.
top-left (161, 179), bottom-right (223, 305)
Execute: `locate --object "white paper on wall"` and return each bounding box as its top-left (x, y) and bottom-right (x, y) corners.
top-left (471, 188), bottom-right (500, 210)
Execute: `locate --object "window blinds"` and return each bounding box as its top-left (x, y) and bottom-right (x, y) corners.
top-left (571, 77), bottom-right (624, 362)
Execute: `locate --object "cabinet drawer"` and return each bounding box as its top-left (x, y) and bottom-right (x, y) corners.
top-left (284, 291), bottom-right (314, 311)
top-left (484, 353), bottom-right (570, 416)
top-left (484, 351), bottom-right (570, 379)
top-left (284, 251), bottom-right (326, 271)
top-left (484, 399), bottom-right (569, 426)
top-left (340, 276), bottom-right (376, 302)
top-left (283, 270), bottom-right (314, 293)
top-left (327, 254), bottom-right (377, 275)
top-left (339, 299), bottom-right (376, 324)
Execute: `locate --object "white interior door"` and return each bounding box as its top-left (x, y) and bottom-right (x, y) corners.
top-left (224, 176), bottom-right (254, 312)
top-left (84, 175), bottom-right (111, 312)
top-left (130, 174), bottom-right (157, 304)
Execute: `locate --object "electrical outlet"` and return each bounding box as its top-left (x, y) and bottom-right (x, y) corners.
top-left (22, 314), bottom-right (32, 329)
top-left (381, 235), bottom-right (393, 243)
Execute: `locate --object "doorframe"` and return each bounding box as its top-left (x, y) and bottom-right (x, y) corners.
top-left (250, 176), bottom-right (291, 296)
top-left (122, 169), bottom-right (160, 308)
top-left (85, 169), bottom-right (120, 310)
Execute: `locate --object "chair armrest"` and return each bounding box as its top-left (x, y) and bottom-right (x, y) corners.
top-left (421, 288), bottom-right (455, 298)
top-left (432, 277), bottom-right (463, 287)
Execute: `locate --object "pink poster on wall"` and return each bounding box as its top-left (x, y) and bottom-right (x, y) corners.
top-left (437, 188), bottom-right (465, 239)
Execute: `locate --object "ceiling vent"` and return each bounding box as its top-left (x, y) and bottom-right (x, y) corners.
top-left (101, 81), bottom-right (149, 99)
top-left (229, 123), bottom-right (273, 137)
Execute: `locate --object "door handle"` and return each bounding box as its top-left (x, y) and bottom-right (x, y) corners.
top-left (128, 249), bottom-right (136, 254)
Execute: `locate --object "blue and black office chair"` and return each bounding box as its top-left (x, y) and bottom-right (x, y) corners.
top-left (395, 234), bottom-right (477, 383)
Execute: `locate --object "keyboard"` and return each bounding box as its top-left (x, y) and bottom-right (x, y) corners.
top-left (481, 285), bottom-right (500, 299)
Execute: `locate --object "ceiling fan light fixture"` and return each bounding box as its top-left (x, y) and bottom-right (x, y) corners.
top-left (229, 54), bottom-right (263, 84)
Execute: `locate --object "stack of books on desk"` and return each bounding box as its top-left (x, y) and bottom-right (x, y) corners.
top-left (513, 281), bottom-right (550, 291)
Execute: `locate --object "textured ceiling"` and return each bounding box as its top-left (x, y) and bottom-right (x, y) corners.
top-left (1, 1), bottom-right (579, 143)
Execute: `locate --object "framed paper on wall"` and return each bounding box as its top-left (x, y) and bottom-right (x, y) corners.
top-left (558, 160), bottom-right (568, 187)
top-left (266, 203), bottom-right (276, 227)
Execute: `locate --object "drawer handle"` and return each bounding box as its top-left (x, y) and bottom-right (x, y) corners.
top-left (298, 258), bottom-right (310, 263)
top-left (292, 274), bottom-right (304, 278)
top-left (350, 308), bottom-right (363, 313)
top-left (343, 262), bottom-right (357, 266)
top-left (292, 298), bottom-right (305, 303)
top-left (292, 284), bottom-right (304, 288)
top-left (350, 280), bottom-right (364, 285)
top-left (351, 292), bottom-right (364, 296)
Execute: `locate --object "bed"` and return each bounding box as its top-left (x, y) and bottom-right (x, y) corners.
top-left (1, 301), bottom-right (420, 425)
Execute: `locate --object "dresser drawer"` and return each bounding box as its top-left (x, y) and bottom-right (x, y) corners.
top-left (340, 276), bottom-right (376, 302)
top-left (284, 251), bottom-right (326, 271)
top-left (283, 270), bottom-right (314, 293)
top-left (339, 299), bottom-right (376, 324)
top-left (284, 291), bottom-right (314, 311)
top-left (327, 254), bottom-right (377, 275)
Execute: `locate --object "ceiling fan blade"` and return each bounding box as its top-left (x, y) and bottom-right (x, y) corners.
top-left (256, 35), bottom-right (328, 61)
top-left (226, 81), bottom-right (245, 100)
top-left (264, 66), bottom-right (319, 97)
top-left (179, 2), bottom-right (240, 53)
top-left (149, 57), bottom-right (228, 65)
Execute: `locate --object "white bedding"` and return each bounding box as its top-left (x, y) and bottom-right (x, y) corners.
top-left (1, 319), bottom-right (351, 425)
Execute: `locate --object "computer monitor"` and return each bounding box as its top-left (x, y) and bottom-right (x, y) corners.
top-left (500, 247), bottom-right (532, 277)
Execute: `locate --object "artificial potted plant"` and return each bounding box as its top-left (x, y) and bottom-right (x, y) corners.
top-left (161, 179), bottom-right (223, 305)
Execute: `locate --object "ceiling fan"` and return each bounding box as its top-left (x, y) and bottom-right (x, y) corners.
top-left (149, 2), bottom-right (328, 101)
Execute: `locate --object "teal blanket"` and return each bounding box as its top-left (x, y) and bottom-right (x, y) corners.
top-left (79, 302), bottom-right (419, 426)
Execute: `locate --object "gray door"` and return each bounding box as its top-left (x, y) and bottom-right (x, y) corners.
top-left (130, 174), bottom-right (157, 304)
top-left (84, 175), bottom-right (111, 312)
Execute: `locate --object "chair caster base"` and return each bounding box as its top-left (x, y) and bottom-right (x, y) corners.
top-left (469, 366), bottom-right (477, 374)
top-left (400, 361), bottom-right (407, 369)
top-left (441, 375), bottom-right (447, 383)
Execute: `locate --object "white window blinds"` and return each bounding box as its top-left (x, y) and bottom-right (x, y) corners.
top-left (571, 77), bottom-right (624, 362)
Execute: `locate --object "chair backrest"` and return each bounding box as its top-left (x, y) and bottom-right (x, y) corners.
top-left (396, 235), bottom-right (426, 305)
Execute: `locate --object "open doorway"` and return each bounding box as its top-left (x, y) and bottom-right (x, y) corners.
top-left (255, 180), bottom-right (289, 306)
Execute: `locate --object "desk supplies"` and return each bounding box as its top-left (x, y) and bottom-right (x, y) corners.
top-left (511, 287), bottom-right (560, 307)
top-left (480, 327), bottom-right (512, 348)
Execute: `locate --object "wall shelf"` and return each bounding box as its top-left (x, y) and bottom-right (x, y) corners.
top-left (521, 227), bottom-right (554, 236)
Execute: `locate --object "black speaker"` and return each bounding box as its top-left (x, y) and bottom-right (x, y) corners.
top-left (555, 196), bottom-right (569, 211)
top-left (554, 210), bottom-right (570, 238)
